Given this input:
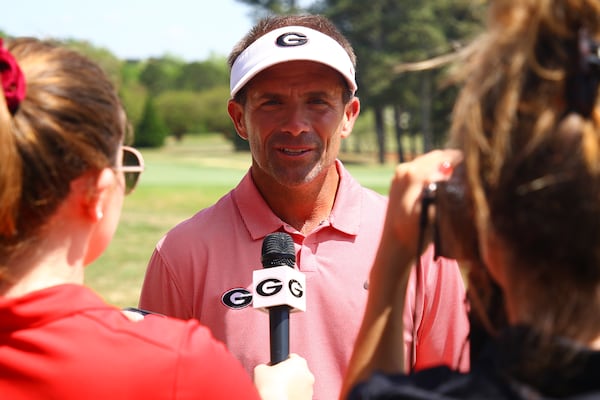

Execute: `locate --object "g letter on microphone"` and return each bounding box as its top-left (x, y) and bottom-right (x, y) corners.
top-left (252, 266), bottom-right (306, 312)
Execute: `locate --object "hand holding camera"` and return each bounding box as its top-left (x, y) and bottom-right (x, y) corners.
top-left (384, 149), bottom-right (463, 258)
top-left (411, 149), bottom-right (508, 359)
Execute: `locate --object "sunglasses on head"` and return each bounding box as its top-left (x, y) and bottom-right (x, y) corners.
top-left (117, 145), bottom-right (145, 195)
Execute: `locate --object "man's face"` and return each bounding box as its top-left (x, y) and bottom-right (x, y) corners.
top-left (228, 60), bottom-right (360, 189)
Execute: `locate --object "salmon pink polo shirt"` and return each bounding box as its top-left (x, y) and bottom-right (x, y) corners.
top-left (139, 160), bottom-right (470, 400)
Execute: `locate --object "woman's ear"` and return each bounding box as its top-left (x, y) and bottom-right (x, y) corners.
top-left (70, 168), bottom-right (116, 222)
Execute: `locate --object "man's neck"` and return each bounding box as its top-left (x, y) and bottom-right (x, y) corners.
top-left (253, 166), bottom-right (340, 235)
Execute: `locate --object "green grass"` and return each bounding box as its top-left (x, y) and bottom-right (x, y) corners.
top-left (85, 135), bottom-right (396, 308)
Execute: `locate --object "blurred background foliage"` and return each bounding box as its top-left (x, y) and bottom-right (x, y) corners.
top-left (1, 0), bottom-right (487, 163)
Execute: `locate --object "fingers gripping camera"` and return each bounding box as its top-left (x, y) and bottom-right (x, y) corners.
top-left (421, 162), bottom-right (480, 262)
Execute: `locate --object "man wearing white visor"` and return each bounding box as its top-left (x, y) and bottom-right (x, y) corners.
top-left (139, 15), bottom-right (469, 400)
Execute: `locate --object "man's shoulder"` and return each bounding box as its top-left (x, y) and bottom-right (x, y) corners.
top-left (359, 184), bottom-right (388, 203)
top-left (152, 194), bottom-right (239, 256)
top-left (337, 161), bottom-right (388, 203)
top-left (194, 192), bottom-right (237, 219)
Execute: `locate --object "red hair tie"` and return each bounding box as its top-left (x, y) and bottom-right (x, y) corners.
top-left (0, 38), bottom-right (26, 115)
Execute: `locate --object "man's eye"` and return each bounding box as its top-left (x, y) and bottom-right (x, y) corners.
top-left (262, 99), bottom-right (281, 106)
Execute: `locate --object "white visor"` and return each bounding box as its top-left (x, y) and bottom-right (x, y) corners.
top-left (230, 25), bottom-right (357, 97)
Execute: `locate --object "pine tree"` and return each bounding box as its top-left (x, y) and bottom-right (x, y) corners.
top-left (134, 96), bottom-right (168, 148)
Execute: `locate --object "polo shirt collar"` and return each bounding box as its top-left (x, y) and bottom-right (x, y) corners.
top-left (233, 160), bottom-right (362, 240)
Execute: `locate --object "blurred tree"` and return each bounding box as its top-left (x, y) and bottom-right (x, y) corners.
top-left (64, 40), bottom-right (123, 89)
top-left (317, 0), bottom-right (484, 162)
top-left (175, 56), bottom-right (229, 91)
top-left (197, 85), bottom-right (249, 151)
top-left (236, 0), bottom-right (307, 17)
top-left (120, 81), bottom-right (148, 137)
top-left (155, 90), bottom-right (208, 140)
top-left (317, 0), bottom-right (405, 162)
top-left (119, 60), bottom-right (148, 133)
top-left (139, 56), bottom-right (185, 96)
top-left (121, 59), bottom-right (146, 86)
top-left (135, 96), bottom-right (169, 148)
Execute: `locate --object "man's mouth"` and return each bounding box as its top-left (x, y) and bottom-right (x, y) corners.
top-left (280, 147), bottom-right (310, 155)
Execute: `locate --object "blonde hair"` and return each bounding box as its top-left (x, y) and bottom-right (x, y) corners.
top-left (451, 0), bottom-right (600, 343)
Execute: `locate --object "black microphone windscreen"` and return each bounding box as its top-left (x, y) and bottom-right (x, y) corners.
top-left (261, 232), bottom-right (295, 268)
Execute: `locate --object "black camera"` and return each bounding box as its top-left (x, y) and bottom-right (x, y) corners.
top-left (419, 162), bottom-right (480, 263)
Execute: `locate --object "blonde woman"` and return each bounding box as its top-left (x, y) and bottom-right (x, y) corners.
top-left (343, 0), bottom-right (600, 398)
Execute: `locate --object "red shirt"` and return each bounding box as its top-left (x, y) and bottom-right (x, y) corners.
top-left (0, 284), bottom-right (260, 399)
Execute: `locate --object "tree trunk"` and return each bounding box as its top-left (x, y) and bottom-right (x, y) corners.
top-left (374, 106), bottom-right (386, 164)
top-left (421, 71), bottom-right (433, 153)
top-left (393, 105), bottom-right (405, 163)
top-left (410, 129), bottom-right (418, 158)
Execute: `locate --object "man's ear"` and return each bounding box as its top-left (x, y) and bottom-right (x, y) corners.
top-left (70, 168), bottom-right (116, 222)
top-left (341, 97), bottom-right (360, 139)
top-left (227, 99), bottom-right (248, 140)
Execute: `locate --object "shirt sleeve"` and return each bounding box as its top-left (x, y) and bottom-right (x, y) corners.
top-left (139, 248), bottom-right (193, 320)
top-left (413, 246), bottom-right (470, 372)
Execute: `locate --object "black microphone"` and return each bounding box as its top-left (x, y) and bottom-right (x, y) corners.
top-left (262, 232), bottom-right (295, 364)
top-left (253, 232), bottom-right (304, 365)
